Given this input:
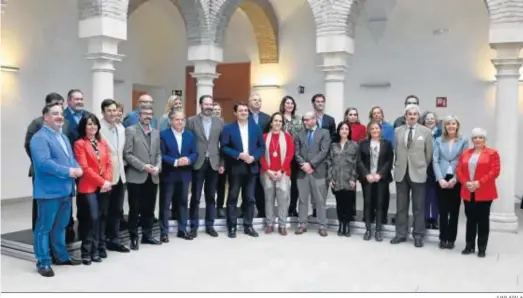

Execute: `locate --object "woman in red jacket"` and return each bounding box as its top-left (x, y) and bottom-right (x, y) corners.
top-left (456, 127), bottom-right (500, 258)
top-left (74, 114), bottom-right (113, 265)
top-left (344, 107), bottom-right (366, 143)
top-left (260, 112), bottom-right (295, 236)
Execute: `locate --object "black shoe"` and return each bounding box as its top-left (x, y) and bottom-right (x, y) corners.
top-left (55, 258), bottom-right (81, 266)
top-left (431, 222), bottom-right (439, 230)
top-left (244, 227), bottom-right (259, 237)
top-left (312, 209), bottom-right (317, 217)
top-left (206, 228), bottom-right (219, 237)
top-left (161, 234), bottom-right (170, 243)
top-left (414, 239), bottom-right (423, 248)
top-left (375, 231), bottom-right (383, 242)
top-left (446, 241), bottom-right (455, 249)
top-left (228, 228), bottom-right (237, 238)
top-left (99, 250), bottom-right (107, 259)
top-left (91, 256), bottom-right (102, 263)
top-left (176, 231), bottom-right (194, 240)
top-left (439, 240), bottom-right (447, 249)
top-left (390, 237), bottom-right (407, 244)
top-left (425, 221), bottom-right (431, 229)
top-left (344, 222), bottom-right (351, 237)
top-left (363, 230), bottom-right (371, 241)
top-left (190, 229), bottom-right (198, 238)
top-left (37, 266), bottom-right (55, 277)
top-left (462, 245), bottom-right (475, 255)
top-left (478, 250), bottom-right (486, 258)
top-left (106, 243), bottom-right (130, 253)
top-left (82, 259), bottom-right (91, 266)
top-left (141, 237), bottom-right (162, 244)
top-left (130, 238), bottom-right (139, 250)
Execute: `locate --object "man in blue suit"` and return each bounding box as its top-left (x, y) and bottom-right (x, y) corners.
top-left (159, 110), bottom-right (198, 242)
top-left (30, 102), bottom-right (83, 277)
top-left (248, 93), bottom-right (270, 218)
top-left (63, 89), bottom-right (92, 145)
top-left (221, 102), bottom-right (266, 238)
top-left (123, 93), bottom-right (158, 129)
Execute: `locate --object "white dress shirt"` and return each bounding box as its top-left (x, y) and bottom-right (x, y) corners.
top-left (238, 121), bottom-right (249, 153)
top-left (404, 123), bottom-right (418, 146)
top-left (172, 128), bottom-right (183, 166)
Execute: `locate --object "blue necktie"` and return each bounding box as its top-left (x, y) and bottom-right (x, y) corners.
top-left (307, 129), bottom-right (313, 147)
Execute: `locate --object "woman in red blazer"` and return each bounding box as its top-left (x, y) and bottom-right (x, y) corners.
top-left (456, 127), bottom-right (500, 258)
top-left (74, 114), bottom-right (113, 265)
top-left (344, 107), bottom-right (366, 143)
top-left (260, 112), bottom-right (295, 236)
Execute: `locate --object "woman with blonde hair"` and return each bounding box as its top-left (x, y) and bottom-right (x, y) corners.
top-left (432, 115), bottom-right (468, 249)
top-left (160, 95), bottom-right (183, 130)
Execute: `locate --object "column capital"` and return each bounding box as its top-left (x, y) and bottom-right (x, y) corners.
top-left (316, 34), bottom-right (355, 55)
top-left (79, 16), bottom-right (127, 41)
top-left (318, 51), bottom-right (350, 82)
top-left (190, 72), bottom-right (221, 86)
top-left (85, 37), bottom-right (124, 72)
top-left (489, 22), bottom-right (523, 46)
top-left (188, 44), bottom-right (223, 64)
top-left (492, 57), bottom-right (523, 78)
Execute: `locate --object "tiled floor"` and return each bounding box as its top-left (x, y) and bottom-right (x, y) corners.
top-left (2, 197), bottom-right (523, 292)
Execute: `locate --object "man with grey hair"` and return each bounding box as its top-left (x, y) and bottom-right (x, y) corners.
top-left (123, 94), bottom-right (158, 129)
top-left (124, 103), bottom-right (162, 249)
top-left (391, 104), bottom-right (433, 247)
top-left (294, 111), bottom-right (331, 237)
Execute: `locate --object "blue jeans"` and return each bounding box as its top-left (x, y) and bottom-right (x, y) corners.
top-left (34, 197), bottom-right (72, 268)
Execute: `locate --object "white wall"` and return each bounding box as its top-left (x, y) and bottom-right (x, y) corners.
top-left (1, 0), bottom-right (522, 200)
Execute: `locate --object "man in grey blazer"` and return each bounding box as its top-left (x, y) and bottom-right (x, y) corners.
top-left (99, 99), bottom-right (130, 253)
top-left (186, 95), bottom-right (224, 238)
top-left (123, 103), bottom-right (162, 250)
top-left (391, 104), bottom-right (434, 247)
top-left (294, 111), bottom-right (331, 237)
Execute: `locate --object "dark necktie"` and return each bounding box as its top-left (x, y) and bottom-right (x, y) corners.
top-left (307, 129), bottom-right (313, 147)
top-left (407, 127), bottom-right (413, 149)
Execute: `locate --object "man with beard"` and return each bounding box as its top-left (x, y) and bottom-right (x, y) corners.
top-left (30, 102), bottom-right (83, 277)
top-left (63, 89), bottom-right (92, 145)
top-left (186, 95), bottom-right (224, 238)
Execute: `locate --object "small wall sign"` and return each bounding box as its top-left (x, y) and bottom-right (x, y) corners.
top-left (298, 85), bottom-right (305, 94)
top-left (436, 97), bottom-right (447, 108)
top-left (173, 90), bottom-right (183, 96)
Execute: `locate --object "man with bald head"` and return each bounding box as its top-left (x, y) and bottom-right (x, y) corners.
top-left (294, 111), bottom-right (331, 237)
top-left (123, 94), bottom-right (158, 129)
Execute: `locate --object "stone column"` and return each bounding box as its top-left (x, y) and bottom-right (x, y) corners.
top-left (316, 34), bottom-right (354, 124)
top-left (188, 44), bottom-right (223, 114)
top-left (489, 44), bottom-right (522, 233)
top-left (79, 16), bottom-right (126, 116)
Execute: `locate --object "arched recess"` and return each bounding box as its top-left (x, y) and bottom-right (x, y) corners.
top-left (127, 0), bottom-right (207, 44)
top-left (215, 0), bottom-right (280, 64)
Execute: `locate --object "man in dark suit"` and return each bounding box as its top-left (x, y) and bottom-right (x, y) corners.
top-left (186, 95), bottom-right (224, 238)
top-left (25, 93), bottom-right (69, 233)
top-left (393, 95), bottom-right (422, 128)
top-left (248, 93), bottom-right (270, 218)
top-left (123, 103), bottom-right (163, 249)
top-left (221, 102), bottom-right (266, 238)
top-left (159, 110), bottom-right (198, 242)
top-left (311, 93), bottom-right (336, 140)
top-left (63, 89), bottom-right (92, 145)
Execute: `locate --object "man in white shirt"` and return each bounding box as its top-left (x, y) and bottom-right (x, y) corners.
top-left (99, 99), bottom-right (130, 254)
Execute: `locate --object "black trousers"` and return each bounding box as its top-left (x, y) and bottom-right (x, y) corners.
top-left (382, 184), bottom-right (391, 223)
top-left (362, 181), bottom-right (387, 230)
top-left (216, 172), bottom-right (227, 209)
top-left (288, 159), bottom-right (300, 213)
top-left (254, 174), bottom-right (265, 217)
top-left (105, 179), bottom-right (125, 245)
top-left (437, 174), bottom-right (461, 242)
top-left (464, 193), bottom-right (492, 250)
top-left (77, 191), bottom-right (109, 259)
top-left (227, 173), bottom-right (256, 229)
top-left (127, 175), bottom-right (158, 239)
top-left (190, 160), bottom-right (219, 229)
top-left (333, 189), bottom-right (355, 223)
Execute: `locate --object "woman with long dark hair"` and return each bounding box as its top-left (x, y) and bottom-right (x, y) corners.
top-left (344, 107), bottom-right (366, 143)
top-left (326, 121), bottom-right (359, 236)
top-left (74, 114), bottom-right (113, 265)
top-left (357, 121), bottom-right (394, 241)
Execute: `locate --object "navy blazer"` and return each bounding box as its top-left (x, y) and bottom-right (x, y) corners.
top-left (160, 128), bottom-right (198, 183)
top-left (221, 119), bottom-right (265, 174)
top-left (318, 113), bottom-right (337, 140)
top-left (30, 125), bottom-right (79, 199)
top-left (63, 107), bottom-right (92, 146)
top-left (249, 111), bottom-right (270, 132)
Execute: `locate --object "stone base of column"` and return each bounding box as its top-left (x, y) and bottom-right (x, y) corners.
top-left (490, 212), bottom-right (519, 233)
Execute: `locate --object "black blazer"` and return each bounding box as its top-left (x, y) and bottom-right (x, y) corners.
top-left (318, 114), bottom-right (337, 140)
top-left (249, 110), bottom-right (270, 132)
top-left (357, 138), bottom-right (394, 183)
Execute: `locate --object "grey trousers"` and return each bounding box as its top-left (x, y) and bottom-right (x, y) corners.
top-left (297, 175), bottom-right (328, 228)
top-left (395, 174), bottom-right (426, 239)
top-left (261, 173), bottom-right (290, 226)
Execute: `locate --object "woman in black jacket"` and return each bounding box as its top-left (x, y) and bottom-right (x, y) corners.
top-left (357, 121), bottom-right (394, 242)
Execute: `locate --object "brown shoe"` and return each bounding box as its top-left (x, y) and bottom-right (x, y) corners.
top-left (295, 227), bottom-right (307, 235)
top-left (279, 227), bottom-right (287, 236)
top-left (318, 228), bottom-right (328, 237)
top-left (265, 227), bottom-right (274, 234)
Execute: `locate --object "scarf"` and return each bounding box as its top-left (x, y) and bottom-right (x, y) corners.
top-left (264, 131), bottom-right (287, 168)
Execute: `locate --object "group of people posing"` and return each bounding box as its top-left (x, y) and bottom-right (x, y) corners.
top-left (26, 90), bottom-right (502, 278)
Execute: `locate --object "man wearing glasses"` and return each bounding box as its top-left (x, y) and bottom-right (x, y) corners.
top-left (393, 95), bottom-right (422, 128)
